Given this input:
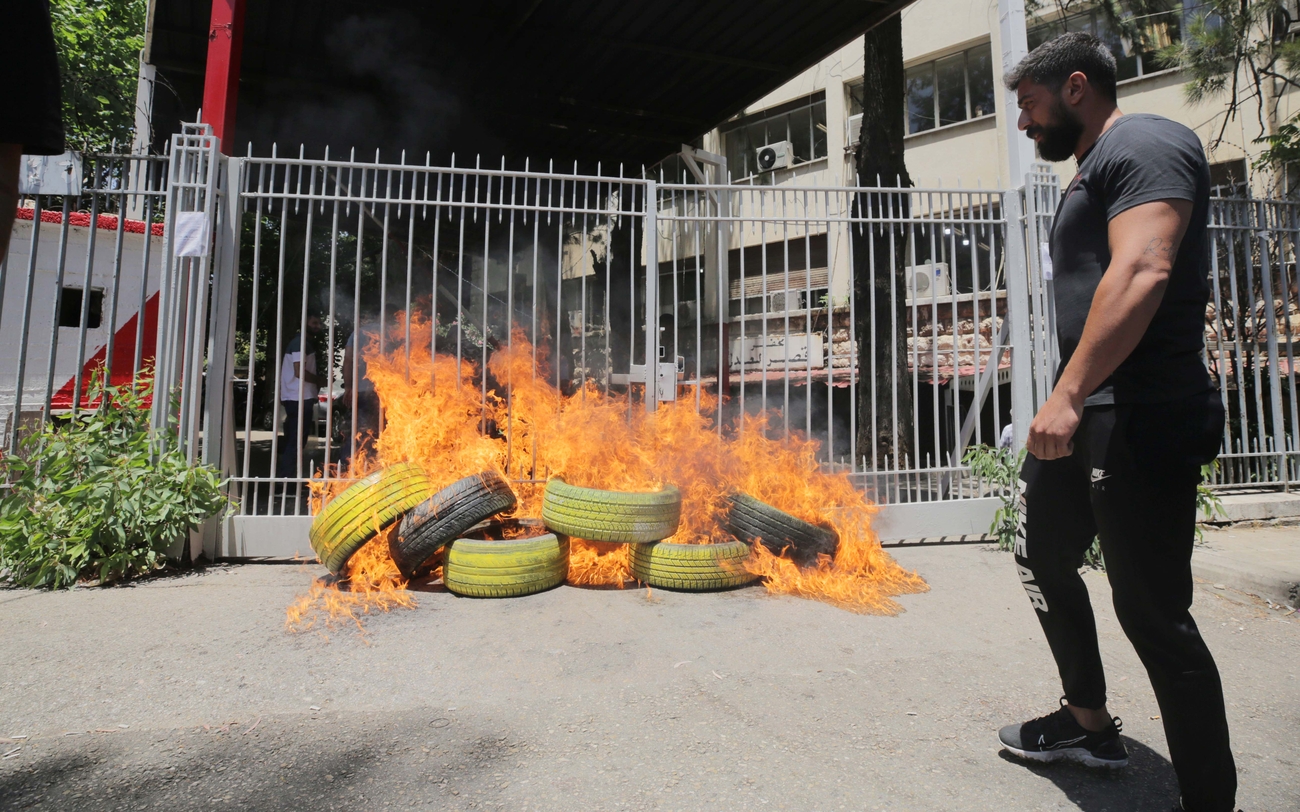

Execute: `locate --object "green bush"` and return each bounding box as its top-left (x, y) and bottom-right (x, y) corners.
top-left (962, 444), bottom-right (1026, 553)
top-left (0, 376), bottom-right (229, 589)
top-left (964, 442), bottom-right (1224, 571)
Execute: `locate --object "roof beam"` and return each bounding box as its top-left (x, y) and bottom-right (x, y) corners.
top-left (543, 95), bottom-right (708, 128)
top-left (610, 39), bottom-right (785, 72)
top-left (516, 27), bottom-right (786, 72)
top-left (506, 0), bottom-right (547, 38)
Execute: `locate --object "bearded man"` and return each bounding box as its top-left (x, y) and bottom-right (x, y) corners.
top-left (994, 32), bottom-right (1238, 812)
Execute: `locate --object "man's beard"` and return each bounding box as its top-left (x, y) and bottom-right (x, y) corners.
top-left (1027, 98), bottom-right (1084, 162)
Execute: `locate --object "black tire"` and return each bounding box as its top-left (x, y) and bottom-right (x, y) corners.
top-left (541, 477), bottom-right (681, 543)
top-left (628, 540), bottom-right (757, 591)
top-left (443, 531), bottom-right (569, 598)
top-left (723, 492), bottom-right (839, 568)
top-left (389, 471), bottom-right (518, 578)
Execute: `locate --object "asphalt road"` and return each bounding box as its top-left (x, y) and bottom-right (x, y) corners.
top-left (1, 542), bottom-right (1296, 811)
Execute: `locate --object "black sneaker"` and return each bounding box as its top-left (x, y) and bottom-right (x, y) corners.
top-left (998, 699), bottom-right (1128, 769)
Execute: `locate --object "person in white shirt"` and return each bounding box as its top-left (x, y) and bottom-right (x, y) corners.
top-left (277, 315), bottom-right (326, 488)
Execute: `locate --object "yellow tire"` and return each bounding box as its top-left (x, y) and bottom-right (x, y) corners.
top-left (308, 463), bottom-right (434, 573)
top-left (443, 531), bottom-right (569, 598)
top-left (541, 477), bottom-right (681, 543)
top-left (628, 540), bottom-right (757, 591)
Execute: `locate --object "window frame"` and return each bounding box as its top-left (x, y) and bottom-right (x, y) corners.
top-left (1025, 3), bottom-right (1196, 82)
top-left (903, 41), bottom-right (997, 137)
top-left (719, 92), bottom-right (829, 181)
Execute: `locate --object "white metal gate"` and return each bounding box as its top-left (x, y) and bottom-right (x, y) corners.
top-left (9, 136), bottom-right (1297, 556)
top-left (206, 151), bottom-right (1033, 553)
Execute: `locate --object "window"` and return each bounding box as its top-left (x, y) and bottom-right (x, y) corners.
top-left (59, 287), bottom-right (103, 329)
top-left (727, 234), bottom-right (830, 318)
top-left (1027, 4), bottom-right (1193, 82)
top-left (1209, 159), bottom-right (1248, 196)
top-left (846, 81), bottom-right (866, 145)
top-left (721, 93), bottom-right (828, 180)
top-left (905, 43), bottom-right (996, 135)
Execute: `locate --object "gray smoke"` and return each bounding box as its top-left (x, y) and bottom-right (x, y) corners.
top-left (256, 12), bottom-right (463, 158)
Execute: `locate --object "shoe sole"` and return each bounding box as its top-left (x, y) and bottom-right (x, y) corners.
top-left (1000, 740), bottom-right (1128, 770)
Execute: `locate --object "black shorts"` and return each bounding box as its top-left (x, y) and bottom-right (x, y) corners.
top-left (1, 0), bottom-right (65, 154)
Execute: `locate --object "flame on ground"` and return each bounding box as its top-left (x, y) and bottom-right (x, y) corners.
top-left (285, 528), bottom-right (416, 633)
top-left (287, 314), bottom-right (927, 628)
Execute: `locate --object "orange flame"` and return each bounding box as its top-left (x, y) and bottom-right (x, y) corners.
top-left (567, 541), bottom-right (631, 587)
top-left (285, 528), bottom-right (417, 633)
top-left (288, 313), bottom-right (926, 627)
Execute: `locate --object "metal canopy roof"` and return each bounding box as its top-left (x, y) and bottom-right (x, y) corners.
top-left (148, 0), bottom-right (908, 165)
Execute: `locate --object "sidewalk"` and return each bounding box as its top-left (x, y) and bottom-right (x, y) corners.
top-left (1194, 523), bottom-right (1300, 608)
top-left (1, 544), bottom-right (1296, 811)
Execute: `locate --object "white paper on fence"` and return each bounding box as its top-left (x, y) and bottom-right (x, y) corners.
top-left (1039, 242), bottom-right (1054, 281)
top-left (173, 212), bottom-right (211, 257)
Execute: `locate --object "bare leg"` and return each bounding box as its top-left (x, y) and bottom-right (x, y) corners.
top-left (0, 144), bottom-right (23, 261)
top-left (1067, 703), bottom-right (1113, 732)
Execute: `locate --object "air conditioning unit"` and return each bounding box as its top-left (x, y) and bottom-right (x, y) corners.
top-left (846, 113), bottom-right (863, 147)
top-left (904, 262), bottom-right (952, 301)
top-left (755, 141), bottom-right (793, 172)
top-left (766, 288), bottom-right (806, 313)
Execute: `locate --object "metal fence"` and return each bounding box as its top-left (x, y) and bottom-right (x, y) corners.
top-left (1203, 196), bottom-right (1300, 489)
top-left (653, 179), bottom-right (1013, 506)
top-left (6, 138), bottom-right (1300, 555)
top-left (214, 151), bottom-right (1019, 522)
top-left (226, 151), bottom-right (656, 518)
top-left (1022, 169), bottom-right (1300, 491)
top-left (0, 150), bottom-right (169, 451)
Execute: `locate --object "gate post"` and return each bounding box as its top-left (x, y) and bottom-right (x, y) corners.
top-left (644, 180), bottom-right (659, 412)
top-left (153, 125), bottom-right (220, 448)
top-left (1004, 189), bottom-right (1036, 451)
top-left (202, 157), bottom-right (243, 557)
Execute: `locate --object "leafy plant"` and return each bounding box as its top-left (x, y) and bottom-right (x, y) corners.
top-left (0, 374), bottom-right (229, 589)
top-left (965, 445), bottom-right (1226, 566)
top-left (1158, 0), bottom-right (1300, 177)
top-left (49, 0), bottom-right (148, 153)
top-left (963, 443), bottom-right (1027, 552)
top-left (1083, 537), bottom-right (1104, 570)
top-left (1196, 461), bottom-right (1224, 542)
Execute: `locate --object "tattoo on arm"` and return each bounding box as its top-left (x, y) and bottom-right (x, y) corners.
top-left (1142, 237), bottom-right (1176, 261)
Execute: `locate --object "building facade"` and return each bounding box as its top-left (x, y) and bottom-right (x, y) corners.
top-left (679, 0), bottom-right (1286, 195)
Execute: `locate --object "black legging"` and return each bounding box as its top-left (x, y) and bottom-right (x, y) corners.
top-left (1015, 392), bottom-right (1235, 812)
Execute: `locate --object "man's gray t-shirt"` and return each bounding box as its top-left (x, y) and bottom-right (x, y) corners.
top-left (1048, 113), bottom-right (1213, 404)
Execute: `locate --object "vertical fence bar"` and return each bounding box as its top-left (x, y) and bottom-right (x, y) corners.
top-left (71, 177), bottom-right (100, 415)
top-left (1256, 207), bottom-right (1289, 489)
top-left (38, 200), bottom-right (73, 431)
top-left (1003, 189), bottom-right (1035, 450)
top-left (644, 179), bottom-right (659, 411)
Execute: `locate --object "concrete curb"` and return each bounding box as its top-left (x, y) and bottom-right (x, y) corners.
top-left (1190, 556), bottom-right (1299, 608)
top-left (1201, 491), bottom-right (1300, 523)
top-left (1192, 525), bottom-right (1300, 608)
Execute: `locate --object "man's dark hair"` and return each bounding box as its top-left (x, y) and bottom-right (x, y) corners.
top-left (1003, 32), bottom-right (1118, 102)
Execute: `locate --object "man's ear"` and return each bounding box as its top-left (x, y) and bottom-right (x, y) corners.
top-left (1064, 71), bottom-right (1088, 104)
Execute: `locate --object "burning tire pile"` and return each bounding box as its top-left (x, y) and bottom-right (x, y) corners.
top-left (307, 465), bottom-right (843, 598)
top-left (286, 331), bottom-right (928, 631)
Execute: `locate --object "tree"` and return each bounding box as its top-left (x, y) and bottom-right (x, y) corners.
top-left (1026, 0), bottom-right (1299, 181)
top-left (49, 0), bottom-right (148, 153)
top-left (1158, 0), bottom-right (1300, 180)
top-left (853, 15), bottom-right (915, 469)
